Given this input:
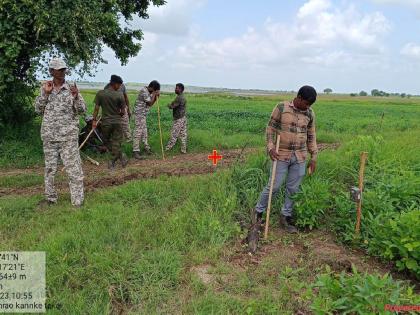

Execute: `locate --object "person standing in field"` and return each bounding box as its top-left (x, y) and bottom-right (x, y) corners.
top-left (104, 80), bottom-right (132, 142)
top-left (34, 58), bottom-right (86, 208)
top-left (165, 83), bottom-right (188, 154)
top-left (255, 86), bottom-right (318, 233)
top-left (92, 75), bottom-right (128, 170)
top-left (132, 80), bottom-right (160, 160)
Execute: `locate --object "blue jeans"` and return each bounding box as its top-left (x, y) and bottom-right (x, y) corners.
top-left (255, 153), bottom-right (306, 217)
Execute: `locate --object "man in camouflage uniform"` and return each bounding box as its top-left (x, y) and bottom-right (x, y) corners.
top-left (34, 58), bottom-right (86, 207)
top-left (104, 81), bottom-right (131, 141)
top-left (132, 80), bottom-right (160, 160)
top-left (165, 83), bottom-right (187, 154)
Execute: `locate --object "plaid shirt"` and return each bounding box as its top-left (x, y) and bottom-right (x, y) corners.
top-left (266, 101), bottom-right (318, 162)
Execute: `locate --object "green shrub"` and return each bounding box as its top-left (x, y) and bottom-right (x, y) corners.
top-left (310, 267), bottom-right (420, 314)
top-left (231, 153), bottom-right (268, 210)
top-left (293, 177), bottom-right (332, 230)
top-left (368, 210), bottom-right (420, 278)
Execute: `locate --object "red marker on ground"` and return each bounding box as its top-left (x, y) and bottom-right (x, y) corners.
top-left (208, 149), bottom-right (222, 166)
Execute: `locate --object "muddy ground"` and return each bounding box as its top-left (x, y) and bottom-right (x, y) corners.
top-left (0, 144), bottom-right (339, 197)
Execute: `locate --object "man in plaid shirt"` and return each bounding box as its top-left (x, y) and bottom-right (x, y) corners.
top-left (255, 86), bottom-right (318, 233)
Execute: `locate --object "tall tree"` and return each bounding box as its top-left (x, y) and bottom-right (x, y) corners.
top-left (323, 88), bottom-right (333, 94)
top-left (0, 0), bottom-right (165, 129)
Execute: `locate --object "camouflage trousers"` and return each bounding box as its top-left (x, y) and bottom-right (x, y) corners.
top-left (43, 139), bottom-right (84, 206)
top-left (165, 117), bottom-right (187, 153)
top-left (133, 114), bottom-right (150, 152)
top-left (122, 111), bottom-right (131, 141)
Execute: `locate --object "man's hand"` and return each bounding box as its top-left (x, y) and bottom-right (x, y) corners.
top-left (307, 160), bottom-right (316, 175)
top-left (92, 120), bottom-right (97, 129)
top-left (269, 148), bottom-right (281, 161)
top-left (153, 90), bottom-right (160, 98)
top-left (43, 81), bottom-right (53, 95)
top-left (70, 82), bottom-right (79, 99)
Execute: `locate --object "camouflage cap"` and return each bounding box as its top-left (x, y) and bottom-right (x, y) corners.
top-left (49, 58), bottom-right (67, 70)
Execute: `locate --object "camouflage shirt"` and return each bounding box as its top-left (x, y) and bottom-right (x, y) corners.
top-left (169, 93), bottom-right (187, 120)
top-left (134, 87), bottom-right (152, 116)
top-left (34, 82), bottom-right (86, 141)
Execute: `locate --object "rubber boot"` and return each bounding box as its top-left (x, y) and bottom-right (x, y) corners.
top-left (133, 152), bottom-right (144, 160)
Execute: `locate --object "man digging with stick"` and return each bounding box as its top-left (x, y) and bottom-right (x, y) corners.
top-left (104, 80), bottom-right (132, 142)
top-left (255, 86), bottom-right (318, 234)
top-left (35, 58), bottom-right (86, 208)
top-left (92, 75), bottom-right (128, 170)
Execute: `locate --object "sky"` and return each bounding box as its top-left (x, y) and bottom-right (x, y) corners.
top-left (91, 0), bottom-right (420, 94)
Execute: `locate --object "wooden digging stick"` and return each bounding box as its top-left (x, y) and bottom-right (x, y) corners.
top-left (81, 151), bottom-right (99, 166)
top-left (355, 152), bottom-right (368, 234)
top-left (264, 134), bottom-right (281, 239)
top-left (79, 117), bottom-right (101, 150)
top-left (156, 97), bottom-right (165, 160)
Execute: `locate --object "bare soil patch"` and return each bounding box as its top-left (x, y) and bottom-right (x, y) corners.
top-left (0, 143), bottom-right (340, 197)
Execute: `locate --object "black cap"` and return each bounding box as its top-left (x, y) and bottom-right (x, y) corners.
top-left (110, 75), bottom-right (123, 84)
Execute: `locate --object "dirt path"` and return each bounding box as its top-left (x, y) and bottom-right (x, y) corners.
top-left (0, 144), bottom-right (339, 197)
top-left (193, 228), bottom-right (418, 290)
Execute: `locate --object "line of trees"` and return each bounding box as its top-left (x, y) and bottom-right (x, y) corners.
top-left (324, 88), bottom-right (413, 98)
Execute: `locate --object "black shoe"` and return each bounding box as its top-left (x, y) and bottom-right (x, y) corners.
top-left (144, 148), bottom-right (152, 155)
top-left (108, 160), bottom-right (116, 170)
top-left (256, 211), bottom-right (263, 222)
top-left (280, 215), bottom-right (298, 234)
top-left (37, 199), bottom-right (55, 209)
top-left (133, 152), bottom-right (144, 160)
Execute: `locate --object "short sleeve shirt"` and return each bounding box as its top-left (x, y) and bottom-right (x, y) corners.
top-left (104, 83), bottom-right (126, 94)
top-left (134, 87), bottom-right (152, 116)
top-left (94, 88), bottom-right (125, 124)
top-left (169, 93), bottom-right (187, 120)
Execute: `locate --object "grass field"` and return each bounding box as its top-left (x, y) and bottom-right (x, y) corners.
top-left (0, 92), bottom-right (419, 314)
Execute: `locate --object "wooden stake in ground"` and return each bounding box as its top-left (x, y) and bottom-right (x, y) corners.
top-left (156, 97), bottom-right (165, 160)
top-left (264, 134), bottom-right (281, 239)
top-left (355, 151), bottom-right (368, 234)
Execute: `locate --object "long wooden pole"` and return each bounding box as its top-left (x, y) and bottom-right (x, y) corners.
top-left (355, 152), bottom-right (368, 234)
top-left (264, 134), bottom-right (281, 239)
top-left (79, 117), bottom-right (101, 150)
top-left (156, 97), bottom-right (165, 160)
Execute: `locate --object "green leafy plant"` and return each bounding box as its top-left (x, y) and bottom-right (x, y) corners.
top-left (368, 210), bottom-right (420, 278)
top-left (310, 267), bottom-right (420, 315)
top-left (293, 177), bottom-right (332, 229)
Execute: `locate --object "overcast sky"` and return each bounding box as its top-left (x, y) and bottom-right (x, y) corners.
top-left (90, 0), bottom-right (420, 94)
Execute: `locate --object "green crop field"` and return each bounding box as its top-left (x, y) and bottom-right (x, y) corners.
top-left (1, 92), bottom-right (419, 314)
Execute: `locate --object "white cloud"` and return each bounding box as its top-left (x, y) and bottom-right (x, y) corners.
top-left (97, 0), bottom-right (420, 94)
top-left (401, 42), bottom-right (420, 58)
top-left (130, 0), bottom-right (206, 36)
top-left (298, 0), bottom-right (332, 18)
top-left (371, 0), bottom-right (420, 17)
top-left (169, 0), bottom-right (391, 70)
